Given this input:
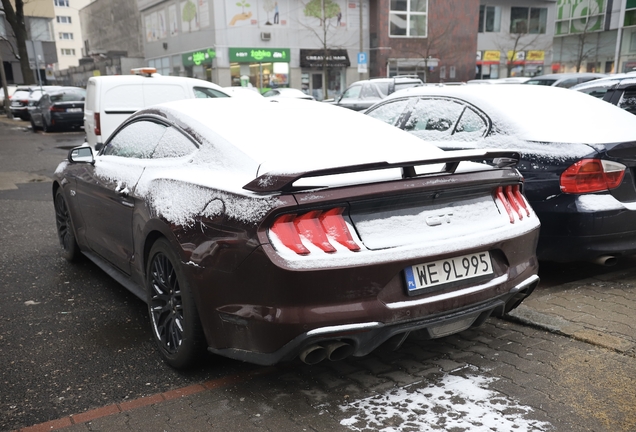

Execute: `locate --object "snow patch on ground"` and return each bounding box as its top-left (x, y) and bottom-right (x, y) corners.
top-left (339, 367), bottom-right (552, 431)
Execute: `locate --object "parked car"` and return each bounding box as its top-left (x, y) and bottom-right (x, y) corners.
top-left (262, 87), bottom-right (315, 100)
top-left (467, 77), bottom-right (531, 84)
top-left (84, 67), bottom-right (229, 150)
top-left (327, 75), bottom-right (424, 111)
top-left (365, 84), bottom-right (636, 265)
top-left (30, 87), bottom-right (86, 132)
top-left (9, 86), bottom-right (35, 120)
top-left (570, 72), bottom-right (636, 115)
top-left (222, 86), bottom-right (264, 98)
top-left (523, 72), bottom-right (606, 88)
top-left (10, 86), bottom-right (63, 120)
top-left (53, 98), bottom-right (540, 368)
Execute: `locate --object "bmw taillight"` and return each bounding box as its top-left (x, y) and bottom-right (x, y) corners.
top-left (560, 159), bottom-right (626, 194)
top-left (94, 112), bottom-right (101, 136)
top-left (494, 185), bottom-right (530, 224)
top-left (50, 106), bottom-right (65, 112)
top-left (270, 208), bottom-right (361, 255)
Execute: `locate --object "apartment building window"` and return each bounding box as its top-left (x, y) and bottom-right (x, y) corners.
top-left (61, 48), bottom-right (76, 56)
top-left (389, 0), bottom-right (428, 38)
top-left (0, 15), bottom-right (6, 37)
top-left (54, 0), bottom-right (70, 6)
top-left (625, 0), bottom-right (636, 26)
top-left (479, 5), bottom-right (501, 33)
top-left (510, 7), bottom-right (547, 34)
top-left (56, 16), bottom-right (72, 24)
top-left (556, 0), bottom-right (606, 35)
top-left (59, 32), bottom-right (74, 40)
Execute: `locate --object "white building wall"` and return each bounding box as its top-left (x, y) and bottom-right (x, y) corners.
top-left (52, 0), bottom-right (91, 71)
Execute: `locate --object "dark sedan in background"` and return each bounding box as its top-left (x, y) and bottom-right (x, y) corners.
top-left (365, 84), bottom-right (636, 265)
top-left (30, 87), bottom-right (86, 132)
top-left (571, 72), bottom-right (636, 115)
top-left (53, 98), bottom-right (540, 368)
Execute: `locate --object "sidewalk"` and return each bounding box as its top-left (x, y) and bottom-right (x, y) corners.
top-left (508, 265), bottom-right (636, 356)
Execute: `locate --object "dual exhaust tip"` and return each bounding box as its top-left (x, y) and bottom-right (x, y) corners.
top-left (299, 341), bottom-right (354, 365)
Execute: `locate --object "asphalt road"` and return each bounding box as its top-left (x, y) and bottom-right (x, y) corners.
top-left (1, 118), bottom-right (635, 431)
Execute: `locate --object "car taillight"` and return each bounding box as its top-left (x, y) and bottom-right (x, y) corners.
top-left (50, 106), bottom-right (65, 112)
top-left (494, 185), bottom-right (530, 224)
top-left (94, 112), bottom-right (101, 136)
top-left (270, 208), bottom-right (361, 255)
top-left (560, 159), bottom-right (626, 194)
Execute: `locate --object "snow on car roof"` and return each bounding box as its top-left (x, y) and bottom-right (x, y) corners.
top-left (388, 84), bottom-right (636, 144)
top-left (155, 97), bottom-right (446, 176)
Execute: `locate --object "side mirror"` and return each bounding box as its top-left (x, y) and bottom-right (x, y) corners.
top-left (68, 145), bottom-right (94, 164)
top-left (95, 142), bottom-right (104, 152)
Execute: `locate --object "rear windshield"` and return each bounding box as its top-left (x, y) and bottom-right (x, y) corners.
top-left (51, 91), bottom-right (86, 102)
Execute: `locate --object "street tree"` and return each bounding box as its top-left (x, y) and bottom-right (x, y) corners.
top-left (0, 0), bottom-right (35, 85)
top-left (300, 0), bottom-right (345, 100)
top-left (495, 20), bottom-right (545, 77)
top-left (399, 21), bottom-right (462, 83)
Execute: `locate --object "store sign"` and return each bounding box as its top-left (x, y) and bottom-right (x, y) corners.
top-left (300, 49), bottom-right (351, 68)
top-left (229, 48), bottom-right (290, 62)
top-left (182, 48), bottom-right (216, 67)
top-left (526, 50), bottom-right (545, 62)
top-left (483, 51), bottom-right (501, 62)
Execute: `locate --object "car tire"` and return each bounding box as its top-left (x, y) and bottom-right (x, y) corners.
top-left (54, 189), bottom-right (81, 262)
top-left (146, 238), bottom-right (206, 369)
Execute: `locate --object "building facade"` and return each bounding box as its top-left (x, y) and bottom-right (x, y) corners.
top-left (52, 0), bottom-right (91, 72)
top-left (137, 0), bottom-right (370, 100)
top-left (0, 0), bottom-right (57, 84)
top-left (370, 0), bottom-right (480, 83)
top-left (477, 0), bottom-right (557, 79)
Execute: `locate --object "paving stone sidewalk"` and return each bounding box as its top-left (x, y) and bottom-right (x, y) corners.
top-left (508, 265), bottom-right (636, 357)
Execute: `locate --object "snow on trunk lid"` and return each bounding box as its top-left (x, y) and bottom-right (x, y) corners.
top-left (350, 190), bottom-right (508, 250)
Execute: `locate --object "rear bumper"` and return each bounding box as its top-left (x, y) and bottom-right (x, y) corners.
top-left (533, 194), bottom-right (636, 262)
top-left (207, 274), bottom-right (539, 365)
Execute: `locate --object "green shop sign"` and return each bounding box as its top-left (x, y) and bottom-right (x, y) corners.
top-left (229, 48), bottom-right (290, 63)
top-left (182, 48), bottom-right (216, 67)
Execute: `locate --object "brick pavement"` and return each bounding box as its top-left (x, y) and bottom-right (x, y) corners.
top-left (10, 265), bottom-right (636, 432)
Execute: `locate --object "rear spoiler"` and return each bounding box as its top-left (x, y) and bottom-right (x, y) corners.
top-left (243, 150), bottom-right (520, 194)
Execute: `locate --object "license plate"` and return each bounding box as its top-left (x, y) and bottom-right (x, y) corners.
top-left (404, 251), bottom-right (493, 293)
top-left (67, 108), bottom-right (82, 112)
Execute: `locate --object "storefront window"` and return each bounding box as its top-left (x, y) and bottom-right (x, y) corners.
top-left (229, 48), bottom-right (291, 92)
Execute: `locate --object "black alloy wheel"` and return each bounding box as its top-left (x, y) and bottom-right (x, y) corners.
top-left (147, 238), bottom-right (205, 369)
top-left (54, 189), bottom-right (81, 261)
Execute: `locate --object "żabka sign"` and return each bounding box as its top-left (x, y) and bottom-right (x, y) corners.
top-left (229, 48), bottom-right (290, 63)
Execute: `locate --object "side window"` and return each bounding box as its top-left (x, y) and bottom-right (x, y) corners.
top-left (340, 85), bottom-right (362, 100)
top-left (360, 83), bottom-right (382, 99)
top-left (103, 120), bottom-right (166, 158)
top-left (454, 107), bottom-right (488, 137)
top-left (578, 86), bottom-right (610, 99)
top-left (555, 78), bottom-right (578, 88)
top-left (194, 87), bottom-right (230, 98)
top-left (366, 99), bottom-right (410, 126)
top-left (403, 99), bottom-right (464, 136)
top-left (618, 87), bottom-right (636, 115)
top-left (152, 127), bottom-right (198, 158)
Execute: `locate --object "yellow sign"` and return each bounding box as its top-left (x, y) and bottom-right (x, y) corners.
top-left (483, 51), bottom-right (501, 62)
top-left (527, 50), bottom-right (545, 61)
top-left (93, 70), bottom-right (101, 76)
top-left (507, 51), bottom-right (525, 61)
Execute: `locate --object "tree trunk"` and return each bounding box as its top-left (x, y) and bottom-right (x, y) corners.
top-left (1, 0), bottom-right (35, 85)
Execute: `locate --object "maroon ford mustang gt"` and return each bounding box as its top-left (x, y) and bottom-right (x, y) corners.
top-left (53, 98), bottom-right (540, 368)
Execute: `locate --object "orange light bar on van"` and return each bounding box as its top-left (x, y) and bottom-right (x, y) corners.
top-left (131, 67), bottom-right (157, 76)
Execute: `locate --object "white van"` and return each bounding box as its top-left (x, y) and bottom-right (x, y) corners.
top-left (84, 68), bottom-right (229, 149)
